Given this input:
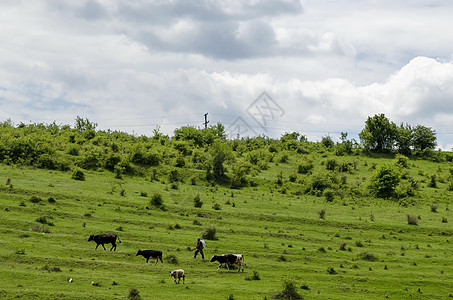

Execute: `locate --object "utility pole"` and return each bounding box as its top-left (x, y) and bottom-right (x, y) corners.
top-left (203, 113), bottom-right (209, 129)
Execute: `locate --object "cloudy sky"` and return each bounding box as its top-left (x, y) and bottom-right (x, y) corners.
top-left (1, 0), bottom-right (453, 149)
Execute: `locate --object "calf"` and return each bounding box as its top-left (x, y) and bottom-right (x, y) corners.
top-left (136, 249), bottom-right (163, 266)
top-left (210, 254), bottom-right (244, 272)
top-left (170, 269), bottom-right (185, 284)
top-left (88, 234), bottom-right (121, 251)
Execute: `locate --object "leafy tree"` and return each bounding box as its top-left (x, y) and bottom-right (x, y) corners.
top-left (321, 135), bottom-right (334, 148)
top-left (412, 125), bottom-right (436, 152)
top-left (395, 124), bottom-right (413, 155)
top-left (359, 114), bottom-right (397, 152)
top-left (369, 164), bottom-right (400, 198)
top-left (206, 141), bottom-right (233, 182)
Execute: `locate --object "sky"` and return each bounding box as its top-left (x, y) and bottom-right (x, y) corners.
top-left (1, 0), bottom-right (453, 149)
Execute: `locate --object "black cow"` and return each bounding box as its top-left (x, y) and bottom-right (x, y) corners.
top-left (88, 234), bottom-right (121, 251)
top-left (136, 249), bottom-right (163, 266)
top-left (210, 254), bottom-right (244, 272)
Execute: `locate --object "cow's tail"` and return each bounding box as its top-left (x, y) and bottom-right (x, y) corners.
top-left (117, 235), bottom-right (122, 243)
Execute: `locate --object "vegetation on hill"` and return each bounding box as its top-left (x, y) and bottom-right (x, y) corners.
top-left (0, 115), bottom-right (452, 299)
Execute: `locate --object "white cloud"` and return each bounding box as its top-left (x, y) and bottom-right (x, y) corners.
top-left (1, 0), bottom-right (453, 149)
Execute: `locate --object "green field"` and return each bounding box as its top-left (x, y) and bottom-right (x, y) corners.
top-left (1, 153), bottom-right (452, 299)
top-left (0, 120), bottom-right (452, 299)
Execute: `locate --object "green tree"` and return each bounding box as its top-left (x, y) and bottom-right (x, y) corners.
top-left (412, 125), bottom-right (436, 152)
top-left (369, 164), bottom-right (400, 198)
top-left (395, 123), bottom-right (413, 155)
top-left (206, 141), bottom-right (233, 182)
top-left (359, 114), bottom-right (397, 152)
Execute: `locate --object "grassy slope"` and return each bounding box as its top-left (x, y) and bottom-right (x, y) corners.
top-left (0, 151), bottom-right (452, 299)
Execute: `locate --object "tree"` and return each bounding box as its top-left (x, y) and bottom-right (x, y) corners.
top-left (395, 123), bottom-right (413, 155)
top-left (359, 114), bottom-right (397, 152)
top-left (206, 141), bottom-right (233, 182)
top-left (369, 164), bottom-right (400, 198)
top-left (412, 125), bottom-right (436, 152)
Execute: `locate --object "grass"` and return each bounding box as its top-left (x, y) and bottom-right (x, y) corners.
top-left (0, 152), bottom-right (452, 299)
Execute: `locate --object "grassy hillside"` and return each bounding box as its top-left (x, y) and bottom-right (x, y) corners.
top-left (0, 122), bottom-right (452, 299)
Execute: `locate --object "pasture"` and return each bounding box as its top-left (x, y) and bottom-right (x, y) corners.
top-left (0, 152), bottom-right (452, 299)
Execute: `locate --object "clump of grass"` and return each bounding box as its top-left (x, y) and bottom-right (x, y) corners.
top-left (212, 203), bottom-right (221, 210)
top-left (71, 169), bottom-right (85, 181)
top-left (30, 196), bottom-right (41, 203)
top-left (339, 242), bottom-right (347, 251)
top-left (192, 219), bottom-right (202, 226)
top-left (245, 271), bottom-right (261, 281)
top-left (140, 191), bottom-right (148, 197)
top-left (15, 249), bottom-right (26, 255)
top-left (42, 265), bottom-right (62, 272)
top-left (193, 194), bottom-right (203, 208)
top-left (355, 241), bottom-right (364, 247)
top-left (150, 193), bottom-right (164, 208)
top-left (327, 267), bottom-right (337, 274)
top-left (359, 252), bottom-right (378, 261)
top-left (272, 280), bottom-right (302, 299)
top-left (430, 203), bottom-right (438, 213)
top-left (116, 226), bottom-right (124, 231)
top-left (30, 225), bottom-right (51, 233)
top-left (202, 227), bottom-right (218, 240)
top-left (441, 217), bottom-right (448, 223)
top-left (277, 255), bottom-right (287, 262)
top-left (35, 216), bottom-right (54, 226)
top-left (318, 209), bottom-right (326, 219)
top-left (165, 254), bottom-right (178, 264)
top-left (407, 214), bottom-right (418, 225)
top-left (317, 247), bottom-right (326, 253)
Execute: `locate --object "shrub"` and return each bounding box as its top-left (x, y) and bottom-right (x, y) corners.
top-left (245, 271), bottom-right (261, 281)
top-left (441, 217), bottom-right (448, 223)
top-left (326, 159), bottom-right (337, 171)
top-left (71, 169), bottom-right (85, 181)
top-left (150, 193), bottom-right (164, 208)
top-left (128, 287), bottom-right (142, 300)
top-left (430, 203), bottom-right (438, 212)
top-left (297, 162), bottom-right (313, 174)
top-left (323, 189), bottom-right (335, 202)
top-left (47, 197), bottom-right (56, 204)
top-left (428, 174), bottom-right (437, 188)
top-left (165, 254), bottom-right (179, 264)
top-left (327, 267), bottom-right (337, 274)
top-left (30, 196), bottom-right (41, 203)
top-left (359, 252), bottom-right (378, 261)
top-left (202, 227), bottom-right (218, 240)
top-left (368, 164), bottom-right (400, 198)
top-left (36, 216), bottom-right (54, 226)
top-left (193, 194), bottom-right (203, 208)
top-left (212, 203), bottom-right (221, 210)
top-left (407, 214), bottom-right (418, 225)
top-left (318, 209), bottom-right (326, 219)
top-left (272, 280), bottom-right (302, 299)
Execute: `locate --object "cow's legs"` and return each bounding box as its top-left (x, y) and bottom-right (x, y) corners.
top-left (101, 243), bottom-right (107, 250)
top-left (217, 264), bottom-right (221, 271)
top-left (110, 243), bottom-right (116, 251)
top-left (95, 244), bottom-right (100, 250)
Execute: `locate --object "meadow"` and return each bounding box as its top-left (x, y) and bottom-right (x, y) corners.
top-left (1, 147), bottom-right (452, 299)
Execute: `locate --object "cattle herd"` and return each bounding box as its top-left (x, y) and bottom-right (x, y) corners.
top-left (87, 233), bottom-right (245, 284)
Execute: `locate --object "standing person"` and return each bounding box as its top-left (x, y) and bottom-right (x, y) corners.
top-left (193, 238), bottom-right (205, 260)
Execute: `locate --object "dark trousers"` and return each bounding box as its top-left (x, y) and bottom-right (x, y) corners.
top-left (194, 249), bottom-right (204, 259)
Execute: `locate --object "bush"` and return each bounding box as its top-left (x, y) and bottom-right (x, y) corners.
top-left (36, 216), bottom-right (54, 226)
top-left (150, 193), bottom-right (164, 208)
top-left (165, 254), bottom-right (179, 264)
top-left (297, 162), bottom-right (313, 174)
top-left (30, 196), bottom-right (41, 203)
top-left (318, 209), bottom-right (326, 219)
top-left (326, 159), bottom-right (337, 171)
top-left (368, 164), bottom-right (400, 198)
top-left (323, 189), bottom-right (335, 202)
top-left (193, 194), bottom-right (203, 208)
top-left (359, 252), bottom-right (378, 261)
top-left (212, 203), bottom-right (221, 210)
top-left (272, 280), bottom-right (302, 299)
top-left (71, 169), bottom-right (85, 181)
top-left (202, 227), bottom-right (218, 240)
top-left (245, 271), bottom-right (261, 281)
top-left (128, 287), bottom-right (142, 300)
top-left (407, 214), bottom-right (418, 225)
